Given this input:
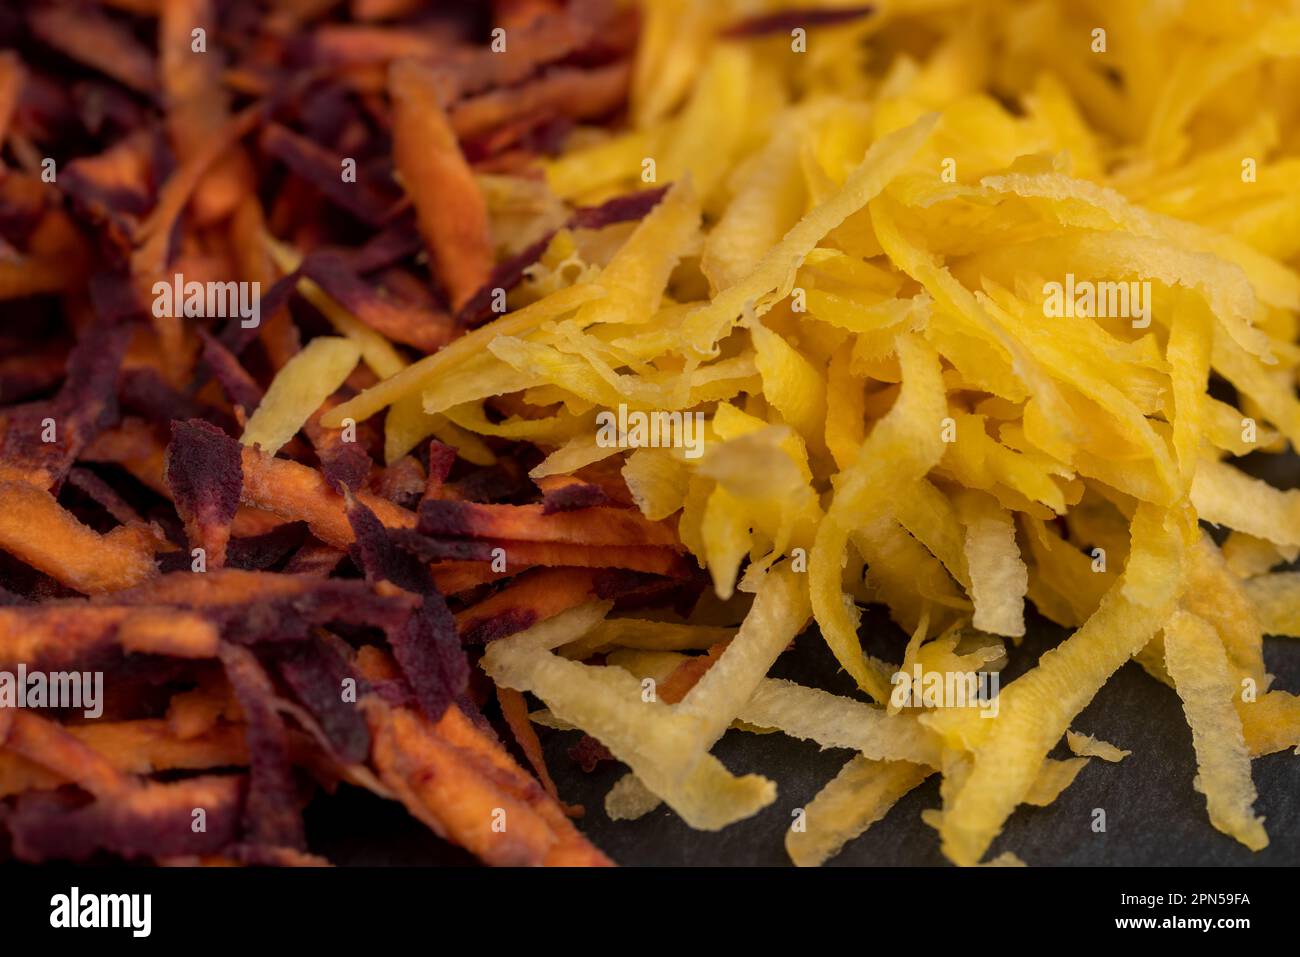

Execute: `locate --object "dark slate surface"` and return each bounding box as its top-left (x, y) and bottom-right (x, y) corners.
top-left (309, 599), bottom-right (1300, 866)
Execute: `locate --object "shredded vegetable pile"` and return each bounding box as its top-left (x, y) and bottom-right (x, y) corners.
top-left (2, 0), bottom-right (1300, 867)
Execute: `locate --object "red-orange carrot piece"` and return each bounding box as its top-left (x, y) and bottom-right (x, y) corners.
top-left (0, 52), bottom-right (23, 147)
top-left (455, 567), bottom-right (597, 644)
top-left (160, 0), bottom-right (254, 225)
top-left (239, 446), bottom-right (415, 548)
top-left (0, 720), bottom-right (247, 798)
top-left (657, 641), bottom-right (732, 704)
top-left (389, 58), bottom-right (493, 312)
top-left (418, 500), bottom-right (681, 548)
top-left (496, 685), bottom-right (579, 814)
top-left (28, 4), bottom-right (156, 94)
top-left (362, 694), bottom-right (611, 866)
top-left (2, 712), bottom-right (133, 800)
top-left (0, 481), bottom-right (160, 595)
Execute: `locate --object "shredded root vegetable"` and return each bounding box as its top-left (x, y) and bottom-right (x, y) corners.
top-left (4, 0), bottom-right (1300, 870)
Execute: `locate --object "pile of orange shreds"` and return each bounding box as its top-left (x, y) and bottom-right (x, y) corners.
top-left (3, 0), bottom-right (1300, 868)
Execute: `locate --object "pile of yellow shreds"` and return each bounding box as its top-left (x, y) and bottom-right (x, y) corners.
top-left (320, 0), bottom-right (1300, 865)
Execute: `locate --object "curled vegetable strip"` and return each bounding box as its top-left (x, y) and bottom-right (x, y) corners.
top-left (1164, 609), bottom-right (1269, 851)
top-left (786, 757), bottom-right (932, 868)
top-left (679, 113), bottom-right (939, 357)
top-left (938, 504), bottom-right (1190, 866)
top-left (484, 564), bottom-right (809, 830)
top-left (809, 333), bottom-right (947, 703)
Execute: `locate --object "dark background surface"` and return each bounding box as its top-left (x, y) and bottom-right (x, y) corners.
top-left (308, 600), bottom-right (1300, 867)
